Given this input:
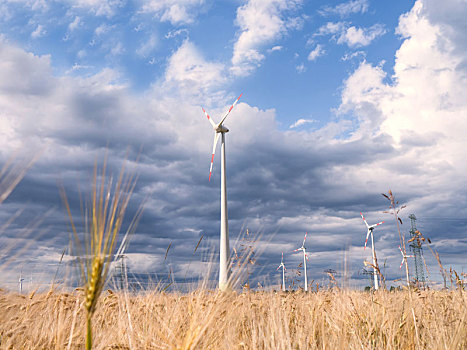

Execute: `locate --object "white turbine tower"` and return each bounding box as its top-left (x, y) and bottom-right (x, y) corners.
top-left (399, 246), bottom-right (415, 270)
top-left (276, 252), bottom-right (286, 292)
top-left (361, 212), bottom-right (384, 290)
top-left (202, 93), bottom-right (242, 291)
top-left (293, 232), bottom-right (309, 292)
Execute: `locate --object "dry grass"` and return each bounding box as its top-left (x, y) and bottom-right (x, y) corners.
top-left (1, 288), bottom-right (466, 349)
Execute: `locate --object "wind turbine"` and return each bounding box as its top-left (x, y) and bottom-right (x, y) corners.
top-left (398, 246), bottom-right (414, 270)
top-left (360, 212), bottom-right (384, 290)
top-left (293, 232), bottom-right (309, 292)
top-left (202, 93), bottom-right (242, 291)
top-left (276, 252), bottom-right (286, 292)
top-left (19, 271), bottom-right (25, 294)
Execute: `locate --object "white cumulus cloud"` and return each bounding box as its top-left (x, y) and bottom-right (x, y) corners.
top-left (337, 24), bottom-right (386, 47)
top-left (140, 0), bottom-right (205, 25)
top-left (317, 21), bottom-right (347, 35)
top-left (289, 118), bottom-right (315, 128)
top-left (308, 44), bottom-right (325, 61)
top-left (295, 63), bottom-right (306, 73)
top-left (163, 40), bottom-right (226, 98)
top-left (70, 0), bottom-right (125, 17)
top-left (231, 0), bottom-right (303, 77)
top-left (95, 23), bottom-right (114, 36)
top-left (319, 0), bottom-right (369, 17)
top-left (317, 22), bottom-right (386, 48)
top-left (268, 45), bottom-right (283, 53)
top-left (31, 24), bottom-right (46, 38)
top-left (68, 16), bottom-right (81, 32)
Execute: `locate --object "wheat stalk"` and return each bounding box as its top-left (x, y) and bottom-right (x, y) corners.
top-left (61, 157), bottom-right (140, 350)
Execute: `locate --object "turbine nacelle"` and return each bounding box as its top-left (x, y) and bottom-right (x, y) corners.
top-left (215, 125), bottom-right (229, 133)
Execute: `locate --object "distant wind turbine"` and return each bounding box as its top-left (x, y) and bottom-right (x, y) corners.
top-left (399, 246), bottom-right (414, 270)
top-left (361, 212), bottom-right (384, 290)
top-left (276, 252), bottom-right (286, 292)
top-left (202, 93), bottom-right (242, 291)
top-left (19, 270), bottom-right (25, 294)
top-left (293, 232), bottom-right (310, 292)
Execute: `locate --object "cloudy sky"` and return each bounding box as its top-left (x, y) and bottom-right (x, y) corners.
top-left (1, 0), bottom-right (466, 291)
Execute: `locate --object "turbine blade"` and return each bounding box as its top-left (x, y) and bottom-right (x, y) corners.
top-left (371, 221), bottom-right (384, 228)
top-left (364, 229), bottom-right (371, 250)
top-left (305, 253), bottom-right (309, 261)
top-left (209, 133), bottom-right (220, 181)
top-left (202, 107), bottom-right (216, 128)
top-left (400, 258), bottom-right (405, 270)
top-left (293, 248), bottom-right (300, 252)
top-left (284, 266), bottom-right (286, 271)
top-left (281, 252), bottom-right (284, 263)
top-left (399, 246), bottom-right (404, 256)
top-left (218, 93), bottom-right (242, 126)
top-left (303, 232), bottom-right (308, 247)
top-left (277, 265), bottom-right (281, 270)
top-left (360, 212), bottom-right (370, 228)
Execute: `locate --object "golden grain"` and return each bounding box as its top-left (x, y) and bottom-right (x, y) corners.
top-left (3, 289), bottom-right (464, 349)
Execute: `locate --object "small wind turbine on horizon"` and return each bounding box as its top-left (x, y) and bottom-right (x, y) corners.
top-left (293, 232), bottom-right (310, 292)
top-left (361, 212), bottom-right (384, 290)
top-left (398, 246), bottom-right (414, 270)
top-left (202, 93), bottom-right (242, 291)
top-left (276, 252), bottom-right (286, 292)
top-left (19, 270), bottom-right (25, 294)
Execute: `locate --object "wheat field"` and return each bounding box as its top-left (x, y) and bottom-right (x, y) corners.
top-left (1, 288), bottom-right (466, 349)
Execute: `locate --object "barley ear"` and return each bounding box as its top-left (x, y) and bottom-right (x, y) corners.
top-left (86, 257), bottom-right (104, 312)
